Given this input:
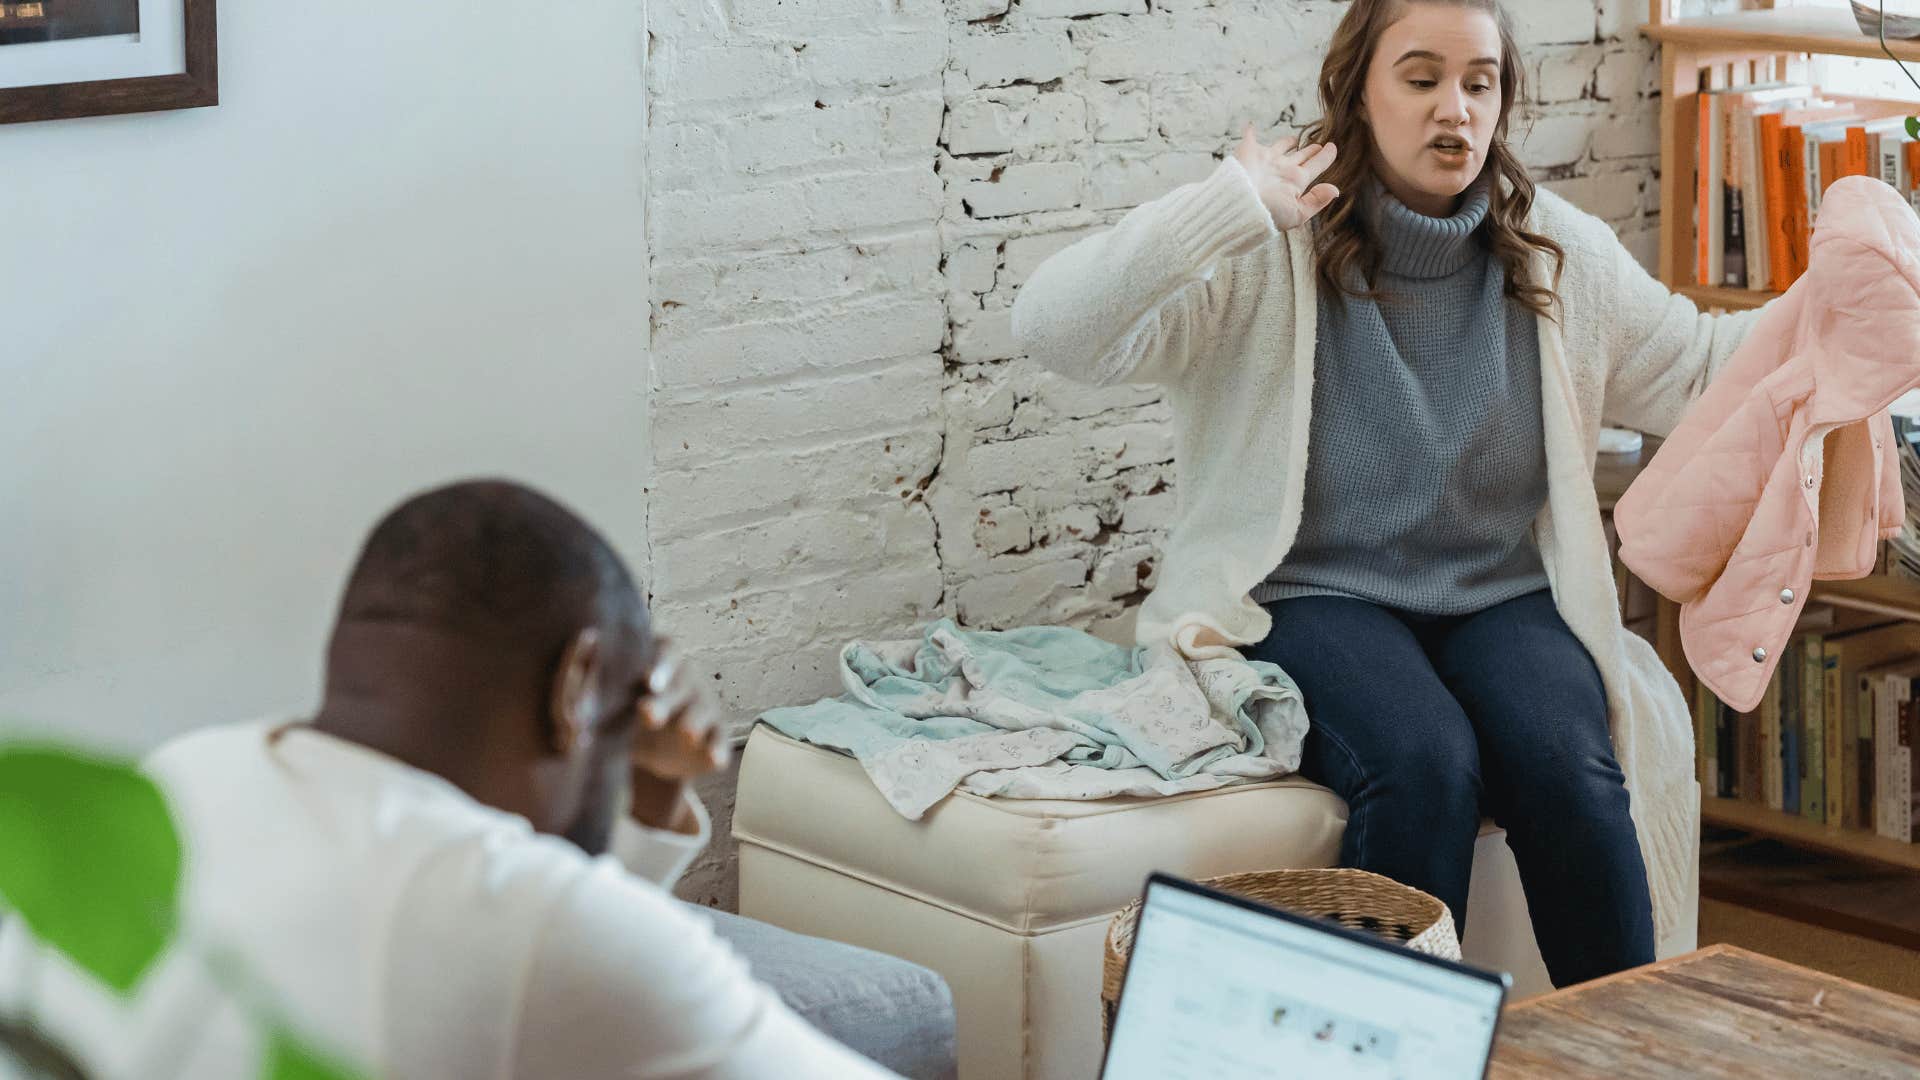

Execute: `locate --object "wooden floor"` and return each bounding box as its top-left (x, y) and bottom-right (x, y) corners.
top-left (1701, 831), bottom-right (1920, 951)
top-left (1701, 899), bottom-right (1920, 1002)
top-left (1698, 830), bottom-right (1920, 1002)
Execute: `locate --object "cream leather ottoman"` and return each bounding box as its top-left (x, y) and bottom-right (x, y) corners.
top-left (734, 728), bottom-right (1696, 1080)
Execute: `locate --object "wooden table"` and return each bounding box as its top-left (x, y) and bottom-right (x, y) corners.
top-left (1592, 434), bottom-right (1660, 512)
top-left (1489, 944), bottom-right (1920, 1078)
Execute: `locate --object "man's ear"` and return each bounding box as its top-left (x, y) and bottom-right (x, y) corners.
top-left (548, 627), bottom-right (603, 756)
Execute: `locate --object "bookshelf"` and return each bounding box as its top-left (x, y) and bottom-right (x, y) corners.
top-left (1620, 0), bottom-right (1920, 865)
top-left (1677, 283), bottom-right (1775, 310)
top-left (1645, 1), bottom-right (1920, 296)
top-left (1701, 794), bottom-right (1920, 870)
top-left (1646, 5), bottom-right (1920, 63)
top-left (1684, 572), bottom-right (1920, 868)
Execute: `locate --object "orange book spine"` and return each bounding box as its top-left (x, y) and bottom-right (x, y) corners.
top-left (1846, 126), bottom-right (1870, 177)
top-left (1698, 93), bottom-right (1714, 286)
top-left (1760, 114), bottom-right (1793, 288)
top-left (1908, 141), bottom-right (1920, 192)
top-left (1822, 142), bottom-right (1845, 197)
top-left (1782, 126), bottom-right (1810, 284)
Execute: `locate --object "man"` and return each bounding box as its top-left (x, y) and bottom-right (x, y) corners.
top-left (0, 481), bottom-right (900, 1078)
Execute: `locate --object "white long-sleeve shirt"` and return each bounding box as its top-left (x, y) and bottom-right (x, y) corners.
top-left (0, 721), bottom-right (897, 1080)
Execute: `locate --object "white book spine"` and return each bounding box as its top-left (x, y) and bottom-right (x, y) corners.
top-left (1742, 110), bottom-right (1771, 291)
top-left (1877, 674), bottom-right (1896, 839)
top-left (1707, 103), bottom-right (1725, 288)
top-left (1897, 676), bottom-right (1914, 843)
top-left (1807, 129), bottom-right (1825, 221)
top-left (1801, 131), bottom-right (1822, 242)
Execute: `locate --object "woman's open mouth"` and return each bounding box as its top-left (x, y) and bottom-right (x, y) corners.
top-left (1428, 135), bottom-right (1470, 165)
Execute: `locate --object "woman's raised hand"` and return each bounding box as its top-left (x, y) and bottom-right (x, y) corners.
top-left (1232, 124), bottom-right (1340, 231)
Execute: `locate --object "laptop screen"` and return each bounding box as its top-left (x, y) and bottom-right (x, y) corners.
top-left (1102, 876), bottom-right (1506, 1080)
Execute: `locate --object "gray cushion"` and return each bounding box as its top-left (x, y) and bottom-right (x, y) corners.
top-left (695, 905), bottom-right (957, 1080)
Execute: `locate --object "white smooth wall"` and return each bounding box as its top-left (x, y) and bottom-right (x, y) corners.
top-left (0, 2), bottom-right (650, 753)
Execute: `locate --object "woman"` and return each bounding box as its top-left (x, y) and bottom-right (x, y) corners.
top-left (1012, 0), bottom-right (1757, 986)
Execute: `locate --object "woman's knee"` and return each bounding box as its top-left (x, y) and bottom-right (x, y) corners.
top-left (1389, 728), bottom-right (1482, 806)
top-left (1318, 714), bottom-right (1481, 811)
top-left (1502, 745), bottom-right (1633, 827)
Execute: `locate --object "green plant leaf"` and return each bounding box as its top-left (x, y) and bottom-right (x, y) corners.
top-left (1909, 116), bottom-right (1920, 140)
top-left (0, 745), bottom-right (181, 995)
top-left (264, 1028), bottom-right (365, 1080)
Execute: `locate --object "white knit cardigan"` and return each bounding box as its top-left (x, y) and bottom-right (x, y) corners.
top-left (1011, 158), bottom-right (1761, 943)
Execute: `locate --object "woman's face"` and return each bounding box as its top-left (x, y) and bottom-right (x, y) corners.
top-left (1360, 4), bottom-right (1504, 217)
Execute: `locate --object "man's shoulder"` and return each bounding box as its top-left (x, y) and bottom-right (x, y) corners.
top-left (147, 720), bottom-right (597, 890)
top-left (143, 718), bottom-right (281, 778)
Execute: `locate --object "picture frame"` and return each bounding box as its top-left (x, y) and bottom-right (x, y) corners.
top-left (0, 0), bottom-right (216, 126)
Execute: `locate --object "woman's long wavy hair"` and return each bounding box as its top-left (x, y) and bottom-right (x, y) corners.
top-left (1300, 0), bottom-right (1564, 319)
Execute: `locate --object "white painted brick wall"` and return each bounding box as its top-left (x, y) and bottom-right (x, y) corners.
top-left (960, 160), bottom-right (1088, 217)
top-left (648, 0), bottom-right (1674, 753)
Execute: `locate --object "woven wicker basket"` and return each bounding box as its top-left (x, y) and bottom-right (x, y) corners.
top-left (1099, 869), bottom-right (1461, 1042)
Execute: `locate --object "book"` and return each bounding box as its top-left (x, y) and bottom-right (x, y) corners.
top-left (1739, 100), bottom-right (1773, 292)
top-left (1899, 681), bottom-right (1918, 842)
top-left (1720, 697), bottom-right (1737, 799)
top-left (1881, 127), bottom-right (1918, 229)
top-left (1879, 126), bottom-right (1908, 197)
top-left (1817, 622), bottom-right (1916, 827)
top-left (1847, 124), bottom-right (1872, 180)
top-left (1908, 685), bottom-right (1920, 845)
top-left (1760, 113), bottom-right (1795, 289)
top-left (1760, 103), bottom-right (1846, 287)
top-left (1722, 86), bottom-right (1813, 291)
top-left (1782, 123), bottom-right (1812, 284)
top-left (1724, 185), bottom-right (1747, 288)
top-left (1762, 673), bottom-right (1784, 811)
top-left (1821, 137), bottom-right (1848, 200)
top-left (1700, 90), bottom-right (1724, 287)
top-left (1804, 113), bottom-right (1875, 245)
top-left (1856, 667), bottom-right (1877, 828)
top-left (1702, 92), bottom-right (1913, 296)
top-left (1783, 636), bottom-right (1802, 815)
top-left (1696, 675), bottom-right (1717, 793)
top-left (1880, 674), bottom-right (1896, 838)
top-left (1740, 698), bottom-right (1765, 806)
top-left (1718, 83), bottom-right (1794, 287)
top-left (1861, 117), bottom-right (1910, 211)
top-left (1772, 100), bottom-right (1896, 282)
top-left (1907, 141), bottom-right (1920, 214)
top-left (1826, 635), bottom-right (1847, 823)
top-left (1801, 631), bottom-right (1827, 823)
top-left (1866, 658), bottom-right (1920, 841)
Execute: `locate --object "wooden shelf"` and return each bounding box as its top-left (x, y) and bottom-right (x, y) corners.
top-left (1645, 7), bottom-right (1920, 63)
top-left (1678, 283), bottom-right (1777, 311)
top-left (1677, 283), bottom-right (1779, 310)
top-left (1696, 575), bottom-right (1920, 876)
top-left (1813, 572), bottom-right (1920, 621)
top-left (1702, 796), bottom-right (1920, 873)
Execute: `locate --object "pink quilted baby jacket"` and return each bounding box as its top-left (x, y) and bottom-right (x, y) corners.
top-left (1615, 177), bottom-right (1920, 712)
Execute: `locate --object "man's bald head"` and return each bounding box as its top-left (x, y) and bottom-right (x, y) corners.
top-left (334, 480), bottom-right (647, 655)
top-left (317, 480), bottom-right (655, 852)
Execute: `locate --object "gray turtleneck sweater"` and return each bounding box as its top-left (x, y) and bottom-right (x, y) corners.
top-left (1253, 179), bottom-right (1550, 615)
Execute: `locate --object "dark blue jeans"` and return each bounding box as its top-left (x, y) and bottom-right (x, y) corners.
top-left (1245, 588), bottom-right (1655, 987)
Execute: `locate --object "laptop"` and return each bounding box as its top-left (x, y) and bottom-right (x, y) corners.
top-left (1101, 873), bottom-right (1510, 1080)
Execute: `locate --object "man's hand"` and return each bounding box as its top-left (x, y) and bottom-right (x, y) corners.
top-left (628, 636), bottom-right (729, 834)
top-left (1232, 123), bottom-right (1340, 232)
